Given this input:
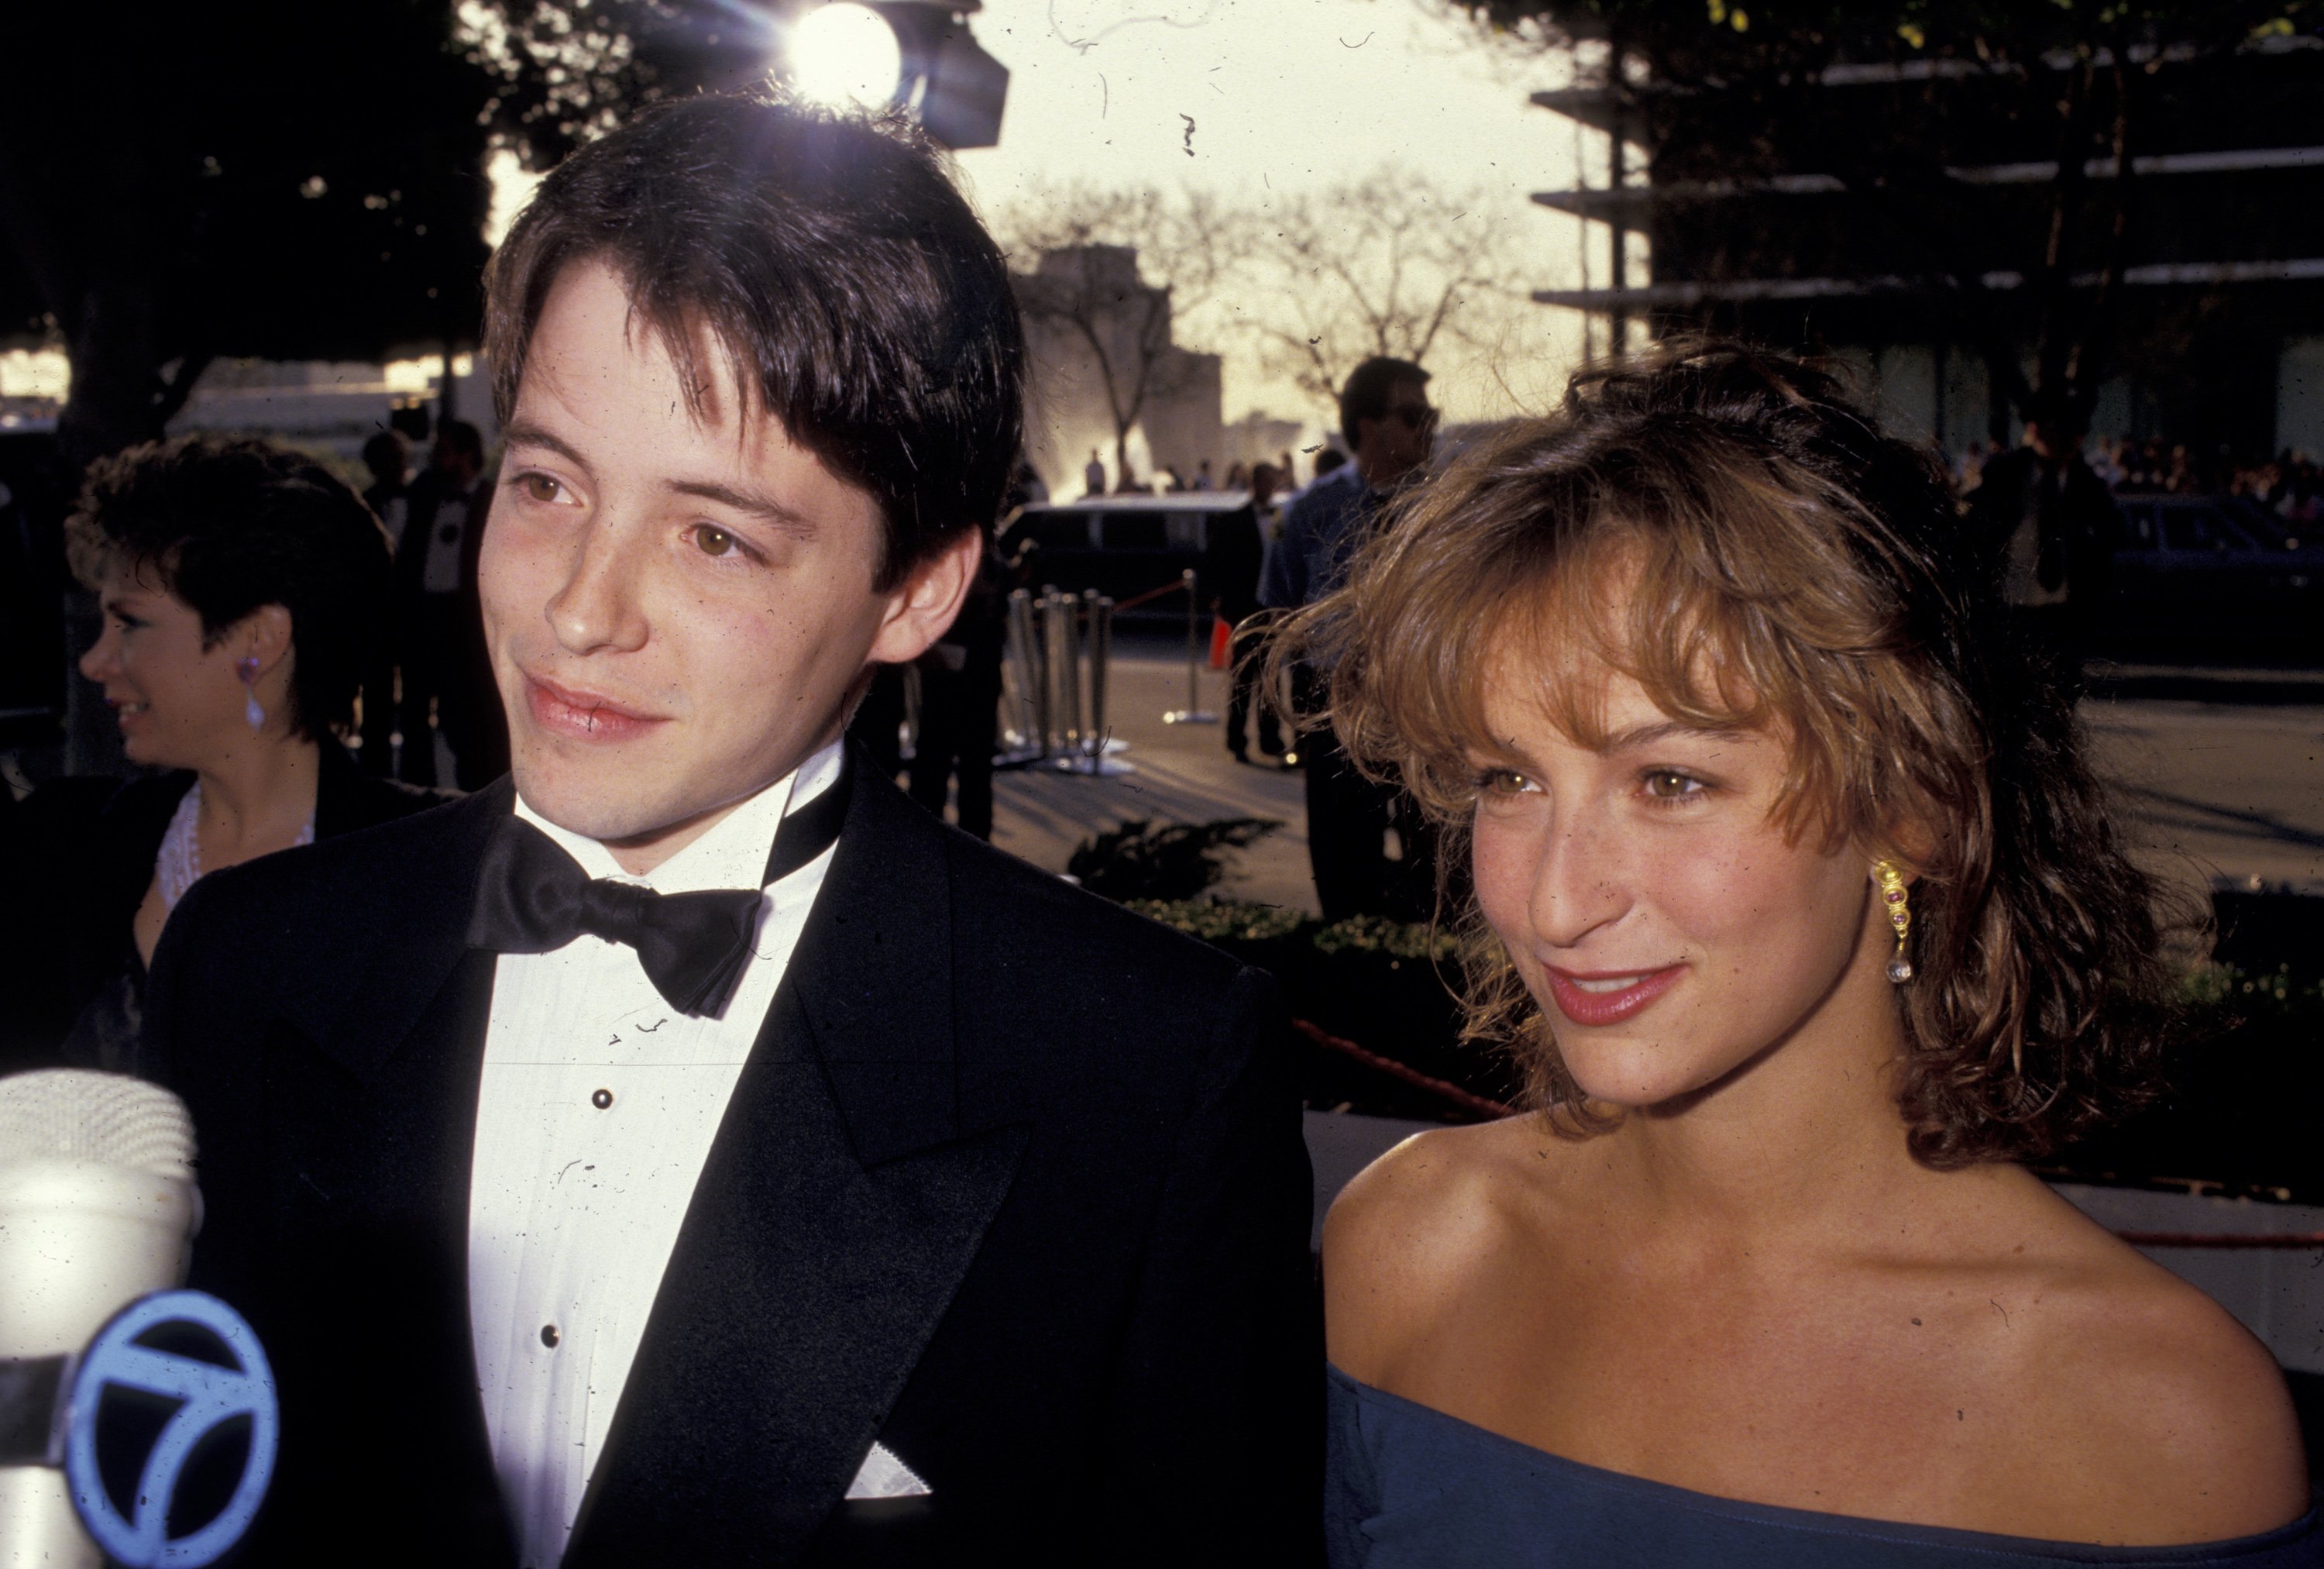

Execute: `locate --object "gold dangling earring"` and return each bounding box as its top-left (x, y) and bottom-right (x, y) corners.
top-left (1874, 862), bottom-right (1913, 983)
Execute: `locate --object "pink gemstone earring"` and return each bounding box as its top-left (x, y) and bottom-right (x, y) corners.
top-left (1875, 862), bottom-right (1913, 983)
top-left (237, 655), bottom-right (265, 732)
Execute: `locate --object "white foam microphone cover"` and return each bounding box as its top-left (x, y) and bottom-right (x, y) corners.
top-left (0, 1071), bottom-right (200, 1569)
top-left (0, 1068), bottom-right (199, 1356)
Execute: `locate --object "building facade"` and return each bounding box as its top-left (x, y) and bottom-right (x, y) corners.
top-left (1531, 32), bottom-right (2324, 463)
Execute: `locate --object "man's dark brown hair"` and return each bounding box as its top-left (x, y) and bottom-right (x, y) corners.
top-left (1338, 356), bottom-right (1430, 451)
top-left (483, 95), bottom-right (1026, 590)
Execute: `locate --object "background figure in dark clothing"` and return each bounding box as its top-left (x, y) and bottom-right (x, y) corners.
top-left (909, 546), bottom-right (1007, 839)
top-left (1261, 356), bottom-right (1440, 922)
top-left (393, 418), bottom-right (507, 787)
top-left (356, 429), bottom-right (410, 775)
top-left (1964, 405), bottom-right (2122, 667)
top-left (1207, 460), bottom-right (1284, 763)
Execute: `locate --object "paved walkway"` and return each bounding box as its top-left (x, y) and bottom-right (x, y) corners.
top-left (988, 638), bottom-right (1321, 914)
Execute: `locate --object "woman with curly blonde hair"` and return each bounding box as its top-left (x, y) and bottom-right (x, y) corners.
top-left (1298, 344), bottom-right (2313, 1565)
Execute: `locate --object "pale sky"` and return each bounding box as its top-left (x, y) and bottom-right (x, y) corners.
top-left (953, 0), bottom-right (1589, 424)
top-left (954, 0), bottom-right (1575, 198)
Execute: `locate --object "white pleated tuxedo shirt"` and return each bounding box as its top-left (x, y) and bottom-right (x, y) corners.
top-left (467, 742), bottom-right (842, 1569)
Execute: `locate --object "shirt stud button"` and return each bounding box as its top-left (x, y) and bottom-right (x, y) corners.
top-left (591, 1089), bottom-right (614, 1110)
top-left (541, 1323), bottom-right (560, 1348)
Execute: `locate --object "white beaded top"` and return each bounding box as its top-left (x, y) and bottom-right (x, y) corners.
top-left (155, 781), bottom-right (315, 914)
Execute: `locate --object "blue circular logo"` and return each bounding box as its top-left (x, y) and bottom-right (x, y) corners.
top-left (64, 1290), bottom-right (278, 1568)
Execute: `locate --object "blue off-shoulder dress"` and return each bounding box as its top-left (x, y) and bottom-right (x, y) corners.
top-left (1327, 1365), bottom-right (2324, 1567)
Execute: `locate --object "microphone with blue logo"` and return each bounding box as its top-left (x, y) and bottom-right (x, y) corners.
top-left (0, 1070), bottom-right (277, 1568)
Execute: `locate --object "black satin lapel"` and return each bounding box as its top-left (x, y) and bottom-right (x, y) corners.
top-left (292, 779), bottom-right (512, 1084)
top-left (783, 742), bottom-right (1027, 1165)
top-left (563, 989), bottom-right (1027, 1567)
top-left (565, 757), bottom-right (1032, 1564)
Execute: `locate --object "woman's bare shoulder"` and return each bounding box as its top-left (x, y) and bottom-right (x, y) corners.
top-left (1322, 1115), bottom-right (1578, 1381)
top-left (1990, 1185), bottom-right (2309, 1542)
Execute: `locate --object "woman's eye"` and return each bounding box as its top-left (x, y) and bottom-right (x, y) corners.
top-left (1477, 768), bottom-right (1534, 796)
top-left (1642, 769), bottom-right (1704, 801)
top-left (690, 524), bottom-right (739, 558)
top-left (516, 473), bottom-right (563, 504)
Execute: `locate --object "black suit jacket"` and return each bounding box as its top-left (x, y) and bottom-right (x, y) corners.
top-left (146, 751), bottom-right (1319, 1566)
top-left (0, 742), bottom-right (438, 1073)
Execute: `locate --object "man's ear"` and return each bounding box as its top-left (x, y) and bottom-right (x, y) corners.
top-left (866, 526), bottom-right (981, 666)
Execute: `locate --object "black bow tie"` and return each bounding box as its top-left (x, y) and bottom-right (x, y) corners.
top-left (466, 762), bottom-right (851, 1017)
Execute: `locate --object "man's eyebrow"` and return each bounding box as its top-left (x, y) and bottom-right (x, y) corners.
top-left (499, 420), bottom-right (590, 471)
top-left (665, 478), bottom-right (816, 535)
top-left (501, 421), bottom-right (814, 534)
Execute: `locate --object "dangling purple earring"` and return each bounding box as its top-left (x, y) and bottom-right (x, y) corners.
top-left (237, 655), bottom-right (265, 732)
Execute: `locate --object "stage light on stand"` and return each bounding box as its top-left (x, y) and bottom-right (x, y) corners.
top-left (792, 3), bottom-right (905, 111)
top-left (780, 2), bottom-right (1009, 150)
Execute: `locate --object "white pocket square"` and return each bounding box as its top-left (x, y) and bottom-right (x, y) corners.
top-left (844, 1441), bottom-right (931, 1501)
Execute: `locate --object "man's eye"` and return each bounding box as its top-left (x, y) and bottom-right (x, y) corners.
top-left (1642, 769), bottom-right (1703, 800)
top-left (516, 473), bottom-right (563, 504)
top-left (691, 525), bottom-right (738, 558)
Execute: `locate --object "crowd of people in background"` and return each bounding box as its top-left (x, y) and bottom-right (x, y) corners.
top-left (1954, 433), bottom-right (2323, 520)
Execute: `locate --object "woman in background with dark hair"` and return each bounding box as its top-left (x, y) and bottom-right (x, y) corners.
top-left (1291, 343), bottom-right (2313, 1564)
top-left (2, 435), bottom-right (438, 1076)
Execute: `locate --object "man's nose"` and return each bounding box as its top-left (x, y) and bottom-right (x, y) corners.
top-left (543, 518), bottom-right (651, 656)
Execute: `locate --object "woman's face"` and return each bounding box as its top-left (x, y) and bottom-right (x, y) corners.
top-left (78, 563), bottom-right (260, 770)
top-left (1468, 652), bottom-right (1887, 1111)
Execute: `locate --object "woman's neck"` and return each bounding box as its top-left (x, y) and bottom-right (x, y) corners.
top-left (194, 730), bottom-right (322, 867)
top-left (1597, 980), bottom-right (1940, 1249)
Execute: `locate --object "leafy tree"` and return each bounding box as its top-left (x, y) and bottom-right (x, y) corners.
top-left (1439, 0), bottom-right (2321, 442)
top-left (0, 0), bottom-right (800, 468)
top-left (0, 1), bottom-right (501, 465)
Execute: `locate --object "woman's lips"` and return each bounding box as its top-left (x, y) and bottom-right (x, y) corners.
top-left (1542, 963), bottom-right (1687, 1027)
top-left (524, 675), bottom-right (665, 744)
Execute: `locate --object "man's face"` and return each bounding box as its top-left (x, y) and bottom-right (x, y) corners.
top-left (434, 437), bottom-right (477, 487)
top-left (1355, 379), bottom-right (1436, 486)
top-left (481, 258), bottom-right (972, 866)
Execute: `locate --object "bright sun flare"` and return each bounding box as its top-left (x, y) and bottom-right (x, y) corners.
top-left (790, 4), bottom-right (904, 112)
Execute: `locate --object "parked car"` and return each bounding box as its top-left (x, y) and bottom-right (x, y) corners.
top-left (2094, 494), bottom-right (2324, 659)
top-left (998, 491), bottom-right (1255, 623)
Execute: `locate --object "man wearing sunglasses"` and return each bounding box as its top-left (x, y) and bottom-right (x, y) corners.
top-left (1260, 356), bottom-right (1436, 921)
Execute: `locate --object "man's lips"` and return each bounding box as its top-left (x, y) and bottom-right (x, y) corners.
top-left (523, 674), bottom-right (667, 743)
top-left (1541, 963), bottom-right (1687, 1027)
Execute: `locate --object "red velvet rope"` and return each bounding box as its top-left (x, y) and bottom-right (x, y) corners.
top-left (1294, 1017), bottom-right (1517, 1120)
top-left (1298, 1020), bottom-right (2324, 1248)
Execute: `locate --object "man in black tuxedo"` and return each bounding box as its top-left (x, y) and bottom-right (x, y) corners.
top-left (148, 97), bottom-right (1317, 1567)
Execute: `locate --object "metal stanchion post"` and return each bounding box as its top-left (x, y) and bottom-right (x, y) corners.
top-left (1162, 566), bottom-right (1218, 724)
top-left (1043, 590), bottom-right (1080, 752)
top-left (1083, 589), bottom-right (1107, 760)
top-left (999, 588), bottom-right (1046, 766)
top-left (1055, 590), bottom-right (1132, 776)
